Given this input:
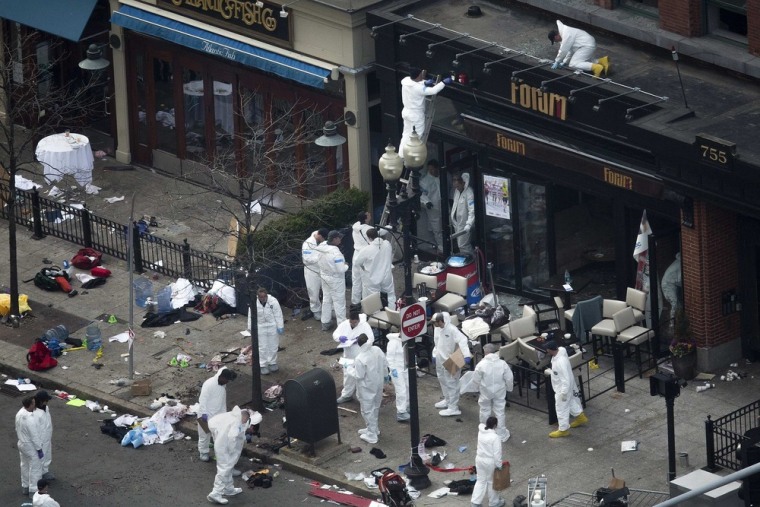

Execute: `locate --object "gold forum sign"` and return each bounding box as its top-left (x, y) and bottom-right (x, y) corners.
top-left (160, 0), bottom-right (291, 45)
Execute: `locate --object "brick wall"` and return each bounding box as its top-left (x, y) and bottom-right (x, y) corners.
top-left (659, 0), bottom-right (704, 37)
top-left (681, 201), bottom-right (740, 349)
top-left (750, 0), bottom-right (760, 57)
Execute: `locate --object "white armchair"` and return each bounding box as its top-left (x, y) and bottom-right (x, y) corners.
top-left (590, 299), bottom-right (628, 357)
top-left (432, 273), bottom-right (468, 315)
top-left (625, 287), bottom-right (647, 324)
top-left (612, 306), bottom-right (655, 378)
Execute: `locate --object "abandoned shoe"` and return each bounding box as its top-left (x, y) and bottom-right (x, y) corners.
top-left (199, 453), bottom-right (210, 462)
top-left (549, 429), bottom-right (570, 438)
top-left (223, 487), bottom-right (243, 496)
top-left (434, 399), bottom-right (448, 409)
top-left (207, 492), bottom-right (229, 504)
top-left (570, 413), bottom-right (588, 428)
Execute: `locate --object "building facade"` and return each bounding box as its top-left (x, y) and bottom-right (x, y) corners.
top-left (367, 0), bottom-right (760, 370)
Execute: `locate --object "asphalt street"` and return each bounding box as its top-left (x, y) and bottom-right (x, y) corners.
top-left (0, 391), bottom-right (330, 506)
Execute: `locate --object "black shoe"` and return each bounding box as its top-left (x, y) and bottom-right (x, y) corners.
top-left (301, 309), bottom-right (314, 321)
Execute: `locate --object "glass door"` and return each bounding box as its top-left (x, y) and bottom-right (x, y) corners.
top-left (516, 180), bottom-right (549, 291)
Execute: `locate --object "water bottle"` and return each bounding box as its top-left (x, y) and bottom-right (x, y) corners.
top-left (156, 285), bottom-right (172, 314)
top-left (86, 322), bottom-right (102, 351)
top-left (133, 277), bottom-right (154, 307)
top-left (564, 269), bottom-right (572, 284)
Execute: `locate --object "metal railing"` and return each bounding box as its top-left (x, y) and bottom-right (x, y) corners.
top-left (705, 398), bottom-right (760, 471)
top-left (0, 181), bottom-right (234, 289)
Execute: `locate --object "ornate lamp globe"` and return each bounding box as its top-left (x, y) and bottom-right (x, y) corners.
top-left (402, 127), bottom-right (427, 168)
top-left (378, 142), bottom-right (404, 181)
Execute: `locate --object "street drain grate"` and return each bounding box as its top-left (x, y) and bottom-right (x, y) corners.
top-left (0, 384), bottom-right (23, 397)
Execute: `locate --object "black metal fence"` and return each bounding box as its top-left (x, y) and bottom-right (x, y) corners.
top-left (0, 181), bottom-right (234, 289)
top-left (705, 398), bottom-right (760, 471)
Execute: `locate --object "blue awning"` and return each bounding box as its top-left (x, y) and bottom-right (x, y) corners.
top-left (111, 5), bottom-right (331, 89)
top-left (0, 0), bottom-right (98, 42)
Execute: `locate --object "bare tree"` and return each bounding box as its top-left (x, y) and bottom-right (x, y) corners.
top-left (0, 33), bottom-right (105, 326)
top-left (174, 92), bottom-right (358, 409)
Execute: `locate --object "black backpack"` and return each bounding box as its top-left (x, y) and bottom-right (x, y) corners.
top-left (27, 267), bottom-right (67, 291)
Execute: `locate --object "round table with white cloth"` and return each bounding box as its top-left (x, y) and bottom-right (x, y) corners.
top-left (35, 133), bottom-right (95, 186)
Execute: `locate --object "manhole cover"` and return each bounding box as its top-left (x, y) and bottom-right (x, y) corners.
top-left (75, 481), bottom-right (116, 496)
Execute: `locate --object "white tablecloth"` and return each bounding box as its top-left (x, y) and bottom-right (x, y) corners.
top-left (35, 133), bottom-right (95, 186)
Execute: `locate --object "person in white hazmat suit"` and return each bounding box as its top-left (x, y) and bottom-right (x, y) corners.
top-left (352, 228), bottom-right (379, 300)
top-left (351, 212), bottom-right (374, 305)
top-left (432, 312), bottom-right (472, 416)
top-left (32, 479), bottom-right (60, 507)
top-left (450, 173), bottom-right (476, 255)
top-left (34, 391), bottom-right (54, 481)
top-left (545, 340), bottom-right (588, 437)
top-left (350, 334), bottom-right (388, 444)
top-left (548, 20), bottom-right (609, 77)
top-left (197, 367), bottom-right (238, 462)
top-left (301, 228), bottom-right (329, 321)
top-left (248, 287), bottom-right (284, 375)
top-left (16, 396), bottom-right (44, 496)
top-left (471, 416), bottom-right (506, 507)
top-left (386, 332), bottom-right (410, 421)
top-left (206, 406), bottom-right (261, 505)
top-left (368, 234), bottom-right (396, 308)
top-left (474, 343), bottom-right (514, 442)
top-left (399, 68), bottom-right (451, 158)
top-left (334, 311), bottom-right (374, 404)
top-left (316, 230), bottom-right (349, 332)
top-left (420, 159), bottom-right (443, 252)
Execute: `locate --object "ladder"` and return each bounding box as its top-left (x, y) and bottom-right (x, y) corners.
top-left (379, 88), bottom-right (439, 228)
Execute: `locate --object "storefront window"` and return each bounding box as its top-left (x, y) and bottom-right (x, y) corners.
top-left (154, 58), bottom-right (176, 154)
top-left (482, 173), bottom-right (515, 287)
top-left (213, 79), bottom-right (234, 149)
top-left (181, 68), bottom-right (205, 160)
top-left (517, 181), bottom-right (549, 290)
top-left (135, 54), bottom-right (147, 146)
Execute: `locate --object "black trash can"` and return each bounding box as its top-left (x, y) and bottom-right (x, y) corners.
top-left (284, 368), bottom-right (341, 447)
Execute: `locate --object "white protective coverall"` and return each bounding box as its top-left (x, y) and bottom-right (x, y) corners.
top-left (351, 221), bottom-right (373, 304)
top-left (316, 242), bottom-right (349, 325)
top-left (32, 491), bottom-right (60, 507)
top-left (302, 231), bottom-right (323, 319)
top-left (474, 352), bottom-right (514, 442)
top-left (553, 20), bottom-right (597, 72)
top-left (350, 341), bottom-right (388, 442)
top-left (353, 237), bottom-right (380, 301)
top-left (207, 279), bottom-right (236, 308)
top-left (16, 406), bottom-right (44, 494)
top-left (333, 315), bottom-right (374, 400)
top-left (249, 294), bottom-right (284, 368)
top-left (420, 170), bottom-right (443, 251)
top-left (208, 406), bottom-right (248, 499)
top-left (399, 77), bottom-right (445, 157)
top-left (433, 312), bottom-right (472, 411)
top-left (550, 347), bottom-right (583, 431)
top-left (197, 367), bottom-right (230, 456)
top-left (368, 238), bottom-right (396, 308)
top-left (450, 173), bottom-right (476, 255)
top-left (386, 333), bottom-right (409, 417)
top-left (471, 423), bottom-right (504, 507)
top-left (35, 405), bottom-right (53, 476)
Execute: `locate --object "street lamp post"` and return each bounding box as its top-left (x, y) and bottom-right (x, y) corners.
top-left (378, 128), bottom-right (431, 489)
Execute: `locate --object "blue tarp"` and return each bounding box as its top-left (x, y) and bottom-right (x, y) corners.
top-left (111, 6), bottom-right (330, 89)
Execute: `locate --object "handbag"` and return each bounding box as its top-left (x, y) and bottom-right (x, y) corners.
top-left (492, 461), bottom-right (511, 491)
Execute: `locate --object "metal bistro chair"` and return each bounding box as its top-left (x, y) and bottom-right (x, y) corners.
top-left (517, 337), bottom-right (551, 398)
top-left (590, 299), bottom-right (628, 359)
top-left (625, 287), bottom-right (647, 325)
top-left (412, 272), bottom-right (439, 299)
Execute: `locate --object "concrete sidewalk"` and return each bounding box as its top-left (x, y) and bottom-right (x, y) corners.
top-left (2, 200), bottom-right (760, 505)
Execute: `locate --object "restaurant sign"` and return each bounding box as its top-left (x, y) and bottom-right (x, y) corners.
top-left (464, 115), bottom-right (663, 198)
top-left (510, 81), bottom-right (568, 121)
top-left (160, 0), bottom-right (291, 45)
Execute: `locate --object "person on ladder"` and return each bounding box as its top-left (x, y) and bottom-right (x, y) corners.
top-left (399, 68), bottom-right (451, 157)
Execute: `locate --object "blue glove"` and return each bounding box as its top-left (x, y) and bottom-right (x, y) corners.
top-left (277, 327), bottom-right (285, 334)
top-left (464, 357), bottom-right (472, 365)
top-left (442, 77), bottom-right (453, 85)
top-left (551, 62), bottom-right (561, 70)
top-left (199, 414), bottom-right (208, 422)
top-left (384, 375), bottom-right (392, 384)
top-left (424, 79), bottom-right (435, 87)
top-left (339, 336), bottom-right (348, 344)
top-left (391, 368), bottom-right (398, 378)
top-left (37, 449), bottom-right (44, 459)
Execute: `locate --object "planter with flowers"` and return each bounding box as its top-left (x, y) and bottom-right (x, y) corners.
top-left (670, 310), bottom-right (697, 380)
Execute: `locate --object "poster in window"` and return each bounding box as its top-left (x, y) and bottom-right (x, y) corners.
top-left (483, 175), bottom-right (511, 219)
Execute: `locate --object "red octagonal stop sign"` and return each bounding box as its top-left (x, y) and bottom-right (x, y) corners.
top-left (401, 303), bottom-right (427, 341)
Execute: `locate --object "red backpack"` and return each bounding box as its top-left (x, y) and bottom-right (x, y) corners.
top-left (72, 248), bottom-right (103, 269)
top-left (27, 339), bottom-right (58, 371)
